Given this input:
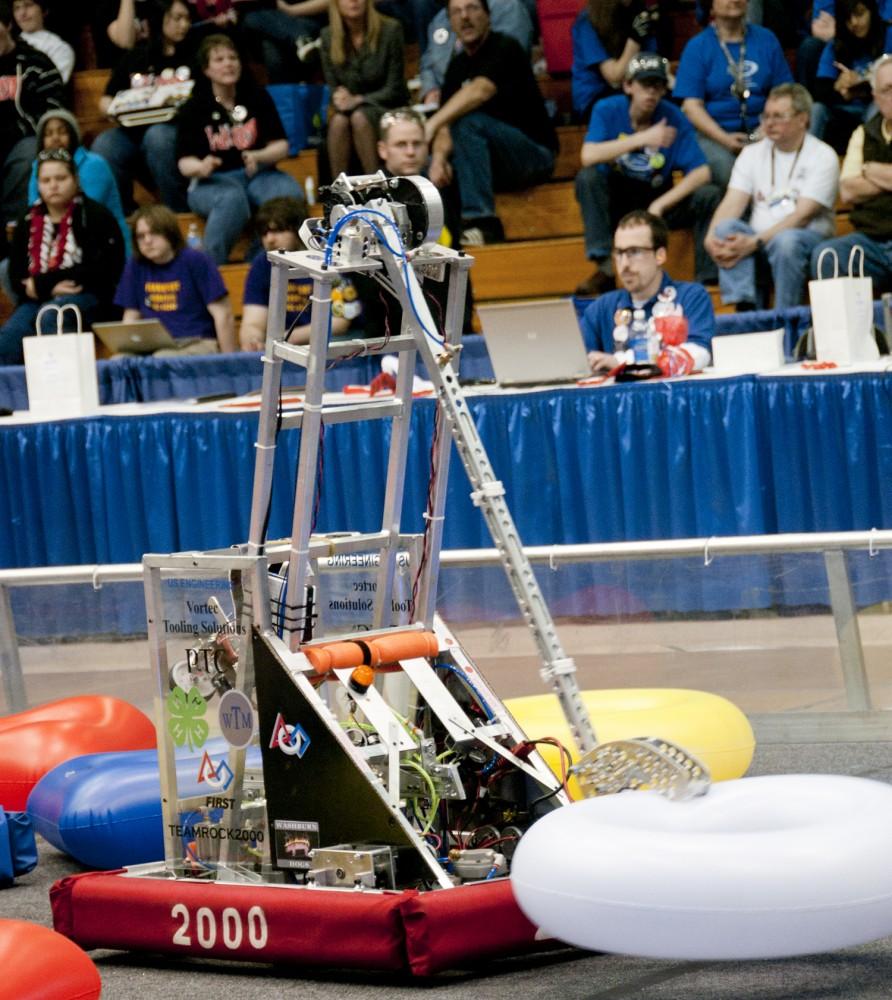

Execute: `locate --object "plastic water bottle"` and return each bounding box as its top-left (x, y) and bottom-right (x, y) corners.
top-left (629, 309), bottom-right (650, 362)
top-left (304, 175), bottom-right (316, 207)
top-left (186, 222), bottom-right (202, 250)
top-left (647, 317), bottom-right (661, 362)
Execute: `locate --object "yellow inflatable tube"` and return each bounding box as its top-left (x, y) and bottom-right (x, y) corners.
top-left (505, 688), bottom-right (754, 797)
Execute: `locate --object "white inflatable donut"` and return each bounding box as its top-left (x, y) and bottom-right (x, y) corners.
top-left (512, 774), bottom-right (892, 960)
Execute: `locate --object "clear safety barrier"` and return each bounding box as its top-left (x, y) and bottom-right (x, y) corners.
top-left (5, 545), bottom-right (892, 726)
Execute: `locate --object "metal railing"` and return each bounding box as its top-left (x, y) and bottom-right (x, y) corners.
top-left (3, 529), bottom-right (892, 741)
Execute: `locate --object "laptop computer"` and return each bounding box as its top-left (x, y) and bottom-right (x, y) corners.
top-left (478, 299), bottom-right (591, 387)
top-left (93, 319), bottom-right (177, 355)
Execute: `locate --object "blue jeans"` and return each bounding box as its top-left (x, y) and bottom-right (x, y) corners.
top-left (695, 135), bottom-right (738, 191)
top-left (92, 123), bottom-right (186, 212)
top-left (449, 111), bottom-right (554, 220)
top-left (811, 232), bottom-right (892, 291)
top-left (0, 293), bottom-right (99, 366)
top-left (715, 218), bottom-right (824, 310)
top-left (575, 166), bottom-right (721, 283)
top-left (187, 167), bottom-right (303, 264)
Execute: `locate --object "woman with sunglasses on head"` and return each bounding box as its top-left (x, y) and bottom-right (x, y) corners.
top-left (320, 0), bottom-right (408, 176)
top-left (27, 109), bottom-right (130, 252)
top-left (175, 32), bottom-right (303, 264)
top-left (0, 148), bottom-right (124, 365)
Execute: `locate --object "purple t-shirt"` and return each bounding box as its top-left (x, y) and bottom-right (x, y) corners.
top-left (114, 246), bottom-right (227, 340)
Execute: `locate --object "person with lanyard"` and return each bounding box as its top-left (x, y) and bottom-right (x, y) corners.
top-left (674, 0), bottom-right (792, 190)
top-left (582, 210), bottom-right (714, 375)
top-left (705, 83), bottom-right (838, 310)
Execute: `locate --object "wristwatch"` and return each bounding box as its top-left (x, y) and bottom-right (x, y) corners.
top-left (755, 236), bottom-right (764, 250)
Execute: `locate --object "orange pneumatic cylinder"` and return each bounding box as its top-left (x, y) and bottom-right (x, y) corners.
top-left (302, 631), bottom-right (440, 675)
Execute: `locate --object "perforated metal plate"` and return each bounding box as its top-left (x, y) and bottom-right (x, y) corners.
top-left (573, 737), bottom-right (711, 800)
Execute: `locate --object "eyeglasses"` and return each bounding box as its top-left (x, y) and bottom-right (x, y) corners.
top-left (760, 111), bottom-right (799, 123)
top-left (612, 246), bottom-right (655, 261)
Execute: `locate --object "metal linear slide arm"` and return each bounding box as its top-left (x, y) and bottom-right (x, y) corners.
top-left (374, 247), bottom-right (599, 755)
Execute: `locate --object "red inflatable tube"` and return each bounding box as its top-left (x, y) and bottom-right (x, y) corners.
top-left (0, 918), bottom-right (101, 1000)
top-left (0, 696), bottom-right (156, 810)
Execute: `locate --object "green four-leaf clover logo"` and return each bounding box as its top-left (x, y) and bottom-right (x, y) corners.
top-left (166, 686), bottom-right (209, 750)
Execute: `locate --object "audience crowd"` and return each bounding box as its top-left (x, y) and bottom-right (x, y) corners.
top-left (0, 0), bottom-right (889, 367)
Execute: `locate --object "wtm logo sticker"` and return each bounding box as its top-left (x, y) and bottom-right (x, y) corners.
top-left (218, 689), bottom-right (255, 749)
top-left (197, 751), bottom-right (235, 791)
top-left (269, 713), bottom-right (311, 758)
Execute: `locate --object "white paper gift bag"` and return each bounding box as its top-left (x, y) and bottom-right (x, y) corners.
top-left (23, 304), bottom-right (99, 418)
top-left (808, 246), bottom-right (880, 365)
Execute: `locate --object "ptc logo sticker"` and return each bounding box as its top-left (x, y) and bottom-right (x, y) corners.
top-left (269, 713), bottom-right (310, 758)
top-left (218, 689), bottom-right (255, 749)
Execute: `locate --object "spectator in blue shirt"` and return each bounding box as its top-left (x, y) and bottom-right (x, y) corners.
top-left (571, 0), bottom-right (659, 122)
top-left (583, 210), bottom-right (714, 373)
top-left (575, 53), bottom-right (721, 296)
top-left (796, 0), bottom-right (892, 93)
top-left (674, 0), bottom-right (793, 189)
top-left (239, 196), bottom-right (358, 350)
top-left (812, 0), bottom-right (892, 152)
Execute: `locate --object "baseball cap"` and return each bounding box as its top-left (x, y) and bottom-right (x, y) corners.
top-left (626, 53), bottom-right (669, 84)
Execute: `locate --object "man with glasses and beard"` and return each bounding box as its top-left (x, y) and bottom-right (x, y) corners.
top-left (705, 83), bottom-right (839, 311)
top-left (583, 209), bottom-right (714, 374)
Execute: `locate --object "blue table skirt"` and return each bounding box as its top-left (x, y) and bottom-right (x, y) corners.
top-left (2, 302), bottom-right (867, 412)
top-left (4, 372), bottom-right (892, 637)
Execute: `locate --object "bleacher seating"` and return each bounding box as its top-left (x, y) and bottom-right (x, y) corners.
top-left (59, 27), bottom-right (867, 313)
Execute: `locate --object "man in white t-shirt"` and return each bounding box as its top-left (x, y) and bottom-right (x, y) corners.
top-left (704, 83), bottom-right (839, 310)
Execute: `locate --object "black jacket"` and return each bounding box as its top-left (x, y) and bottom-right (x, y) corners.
top-left (10, 194), bottom-right (125, 306)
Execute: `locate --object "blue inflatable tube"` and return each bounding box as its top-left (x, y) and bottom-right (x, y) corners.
top-left (27, 746), bottom-right (259, 870)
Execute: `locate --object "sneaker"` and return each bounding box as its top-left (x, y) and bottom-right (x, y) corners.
top-left (460, 216), bottom-right (504, 246)
top-left (574, 269), bottom-right (616, 297)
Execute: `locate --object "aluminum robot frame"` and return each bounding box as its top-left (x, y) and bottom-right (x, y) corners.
top-left (145, 174), bottom-right (708, 889)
